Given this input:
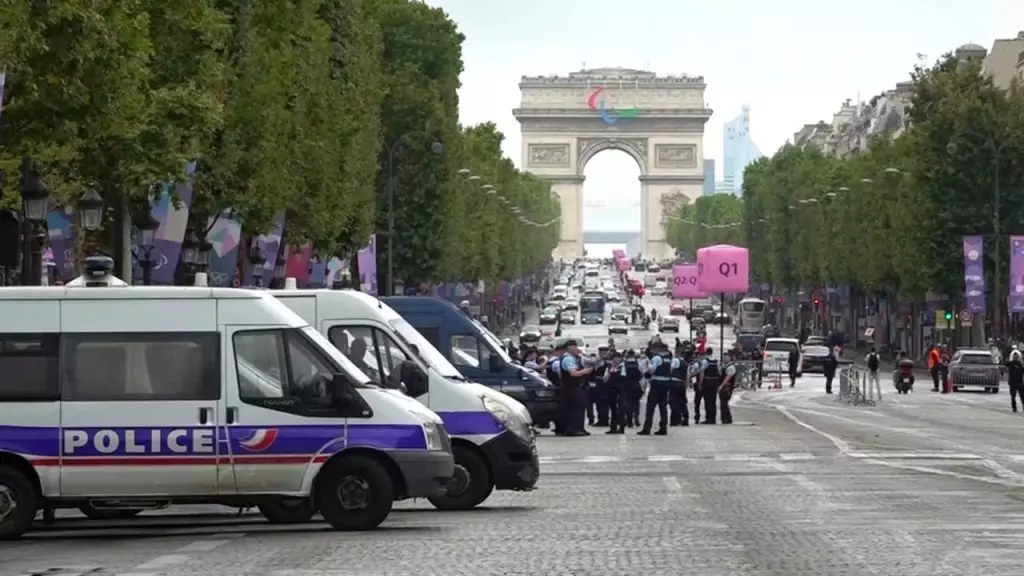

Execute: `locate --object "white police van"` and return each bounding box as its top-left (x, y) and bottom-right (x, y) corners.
top-left (272, 287), bottom-right (539, 511)
top-left (0, 258), bottom-right (453, 540)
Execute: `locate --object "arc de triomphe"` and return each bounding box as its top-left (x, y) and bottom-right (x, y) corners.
top-left (514, 68), bottom-right (712, 260)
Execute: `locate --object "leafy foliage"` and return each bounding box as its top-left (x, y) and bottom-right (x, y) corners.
top-left (666, 194), bottom-right (744, 260)
top-left (0, 0), bottom-right (558, 284)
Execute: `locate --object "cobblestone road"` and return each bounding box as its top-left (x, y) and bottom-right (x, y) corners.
top-left (3, 290), bottom-right (1024, 574)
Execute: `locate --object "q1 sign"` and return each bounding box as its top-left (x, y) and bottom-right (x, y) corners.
top-left (672, 264), bottom-right (707, 298)
top-left (612, 248), bottom-right (626, 259)
top-left (696, 244), bottom-right (750, 293)
top-left (617, 258), bottom-right (630, 271)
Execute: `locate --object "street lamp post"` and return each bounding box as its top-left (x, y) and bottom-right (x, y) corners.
top-left (383, 136), bottom-right (443, 295)
top-left (273, 258), bottom-right (286, 289)
top-left (249, 241), bottom-right (266, 287)
top-left (133, 203), bottom-right (160, 285)
top-left (19, 157), bottom-right (52, 286)
top-left (78, 188), bottom-right (105, 261)
top-left (197, 239), bottom-right (213, 276)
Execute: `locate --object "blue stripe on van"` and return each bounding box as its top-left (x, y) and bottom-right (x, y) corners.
top-left (435, 411), bottom-right (504, 436)
top-left (0, 423), bottom-right (427, 461)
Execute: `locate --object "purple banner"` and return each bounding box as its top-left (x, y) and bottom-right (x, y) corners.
top-left (205, 211), bottom-right (241, 287)
top-left (357, 234), bottom-right (377, 294)
top-left (242, 212), bottom-right (285, 286)
top-left (133, 162), bottom-right (196, 284)
top-left (46, 208), bottom-right (76, 281)
top-left (1010, 236), bottom-right (1024, 313)
top-left (963, 235), bottom-right (986, 314)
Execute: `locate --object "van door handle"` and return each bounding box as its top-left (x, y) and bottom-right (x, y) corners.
top-left (198, 407), bottom-right (211, 425)
top-left (226, 407), bottom-right (238, 424)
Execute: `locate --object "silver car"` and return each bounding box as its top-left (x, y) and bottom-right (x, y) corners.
top-left (949, 349), bottom-right (1000, 393)
top-left (560, 311), bottom-right (577, 324)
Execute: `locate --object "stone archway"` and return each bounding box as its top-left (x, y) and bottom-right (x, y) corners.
top-left (514, 67), bottom-right (712, 260)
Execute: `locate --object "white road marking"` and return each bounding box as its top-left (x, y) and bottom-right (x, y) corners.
top-left (779, 452), bottom-right (816, 461)
top-left (647, 454), bottom-right (685, 461)
top-left (131, 555), bottom-right (191, 571)
top-left (177, 538), bottom-right (236, 552)
top-left (776, 405), bottom-right (851, 454)
top-left (848, 452), bottom-right (983, 460)
top-left (662, 476), bottom-right (682, 500)
top-left (580, 455), bottom-right (620, 463)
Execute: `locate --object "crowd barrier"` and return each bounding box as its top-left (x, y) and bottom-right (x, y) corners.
top-left (837, 365), bottom-right (879, 406)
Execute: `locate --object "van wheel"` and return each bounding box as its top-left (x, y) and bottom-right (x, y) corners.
top-left (258, 498), bottom-right (317, 523)
top-left (316, 455), bottom-right (393, 530)
top-left (0, 466), bottom-right (37, 540)
top-left (428, 445), bottom-right (493, 511)
top-left (78, 505), bottom-right (143, 520)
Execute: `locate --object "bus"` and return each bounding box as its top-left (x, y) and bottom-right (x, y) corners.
top-left (735, 297), bottom-right (767, 334)
top-left (580, 293), bottom-right (606, 324)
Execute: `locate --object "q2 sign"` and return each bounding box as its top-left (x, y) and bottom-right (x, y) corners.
top-left (672, 265), bottom-right (707, 298)
top-left (696, 244), bottom-right (750, 293)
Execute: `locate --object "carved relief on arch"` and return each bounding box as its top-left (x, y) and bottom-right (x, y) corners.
top-left (659, 187), bottom-right (689, 227)
top-left (576, 137), bottom-right (649, 173)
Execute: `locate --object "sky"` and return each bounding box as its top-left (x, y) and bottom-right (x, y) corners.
top-left (428, 0), bottom-right (1023, 235)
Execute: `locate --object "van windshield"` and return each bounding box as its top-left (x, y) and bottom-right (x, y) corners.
top-left (389, 318), bottom-right (463, 379)
top-left (472, 319), bottom-right (513, 363)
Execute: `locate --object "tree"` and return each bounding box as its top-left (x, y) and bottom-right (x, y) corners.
top-left (666, 194), bottom-right (744, 260)
top-left (372, 0), bottom-right (463, 288)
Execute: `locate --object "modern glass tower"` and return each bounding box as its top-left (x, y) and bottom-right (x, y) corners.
top-left (702, 159), bottom-right (715, 195)
top-left (721, 105), bottom-right (762, 195)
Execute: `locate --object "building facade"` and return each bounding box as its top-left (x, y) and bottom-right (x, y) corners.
top-left (721, 105), bottom-right (762, 194)
top-left (702, 159), bottom-right (715, 195)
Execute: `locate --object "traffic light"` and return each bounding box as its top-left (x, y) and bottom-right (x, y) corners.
top-left (813, 297), bottom-right (820, 306)
top-left (944, 311), bottom-right (953, 321)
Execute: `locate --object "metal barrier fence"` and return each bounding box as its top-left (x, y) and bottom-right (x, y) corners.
top-left (837, 365), bottom-right (878, 406)
top-left (725, 359), bottom-right (787, 390)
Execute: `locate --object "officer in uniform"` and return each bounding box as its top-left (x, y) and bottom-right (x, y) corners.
top-left (546, 342), bottom-right (564, 435)
top-left (718, 358), bottom-right (739, 424)
top-left (621, 349), bottom-right (644, 427)
top-left (668, 344), bottom-right (689, 426)
top-left (639, 343), bottom-right (678, 435)
top-left (700, 347), bottom-right (721, 424)
top-left (559, 340), bottom-right (593, 436)
top-left (604, 352), bottom-right (628, 433)
top-left (691, 349), bottom-right (707, 424)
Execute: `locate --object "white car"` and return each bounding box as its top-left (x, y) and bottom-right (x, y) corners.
top-left (763, 337), bottom-right (802, 375)
top-left (608, 321), bottom-right (629, 335)
top-left (559, 311), bottom-right (577, 324)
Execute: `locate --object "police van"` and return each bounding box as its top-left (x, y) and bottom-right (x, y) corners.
top-left (272, 287), bottom-right (539, 511)
top-left (0, 258), bottom-right (454, 540)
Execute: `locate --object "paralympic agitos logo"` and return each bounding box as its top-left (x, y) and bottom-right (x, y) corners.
top-left (587, 87), bottom-right (638, 126)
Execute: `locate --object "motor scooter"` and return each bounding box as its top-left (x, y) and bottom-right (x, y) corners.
top-left (892, 370), bottom-right (914, 394)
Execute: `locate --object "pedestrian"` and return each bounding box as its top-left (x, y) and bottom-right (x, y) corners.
top-left (787, 346), bottom-right (800, 387)
top-left (718, 360), bottom-right (739, 424)
top-left (558, 340), bottom-right (593, 436)
top-left (700, 347), bottom-right (721, 424)
top-left (822, 347), bottom-right (838, 394)
top-left (1006, 345), bottom-right (1024, 412)
top-left (691, 353), bottom-right (706, 424)
top-left (639, 343), bottom-right (673, 435)
top-left (928, 345), bottom-right (942, 392)
top-left (865, 346), bottom-right (881, 400)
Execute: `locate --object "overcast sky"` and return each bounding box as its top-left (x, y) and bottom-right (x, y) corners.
top-left (428, 0), bottom-right (1022, 235)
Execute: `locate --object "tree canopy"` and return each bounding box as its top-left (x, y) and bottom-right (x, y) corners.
top-left (666, 53), bottom-right (1024, 311)
top-left (0, 0), bottom-right (557, 286)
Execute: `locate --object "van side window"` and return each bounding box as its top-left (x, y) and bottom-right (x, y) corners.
top-left (234, 329), bottom-right (334, 409)
top-left (327, 326), bottom-right (381, 383)
top-left (61, 332), bottom-right (219, 401)
top-left (451, 335), bottom-right (489, 371)
top-left (414, 327), bottom-right (440, 347)
top-left (0, 333), bottom-right (59, 400)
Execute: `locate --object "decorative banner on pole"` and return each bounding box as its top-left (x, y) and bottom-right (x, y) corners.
top-left (1010, 236), bottom-right (1024, 313)
top-left (696, 244), bottom-right (750, 293)
top-left (672, 264), bottom-right (707, 298)
top-left (963, 235), bottom-right (986, 313)
top-left (137, 161), bottom-right (197, 284)
top-left (46, 207), bottom-right (77, 281)
top-left (205, 211), bottom-right (242, 287)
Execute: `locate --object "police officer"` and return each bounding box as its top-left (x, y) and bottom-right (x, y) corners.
top-left (604, 352), bottom-right (629, 433)
top-left (621, 349), bottom-right (644, 427)
top-left (692, 350), bottom-right (707, 424)
top-left (701, 347), bottom-right (721, 425)
top-left (559, 340), bottom-right (593, 436)
top-left (718, 357), bottom-right (739, 425)
top-left (546, 343), bottom-right (564, 435)
top-left (668, 343), bottom-right (689, 426)
top-left (1006, 345), bottom-right (1024, 412)
top-left (639, 343), bottom-right (677, 435)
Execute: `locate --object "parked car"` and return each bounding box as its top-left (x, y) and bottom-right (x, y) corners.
top-left (658, 317), bottom-right (681, 333)
top-left (539, 307), bottom-right (559, 325)
top-left (519, 325), bottom-right (542, 344)
top-left (800, 345), bottom-right (831, 373)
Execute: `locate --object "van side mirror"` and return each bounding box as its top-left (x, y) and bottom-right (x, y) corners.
top-left (402, 361), bottom-right (429, 397)
top-left (330, 373), bottom-right (360, 409)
